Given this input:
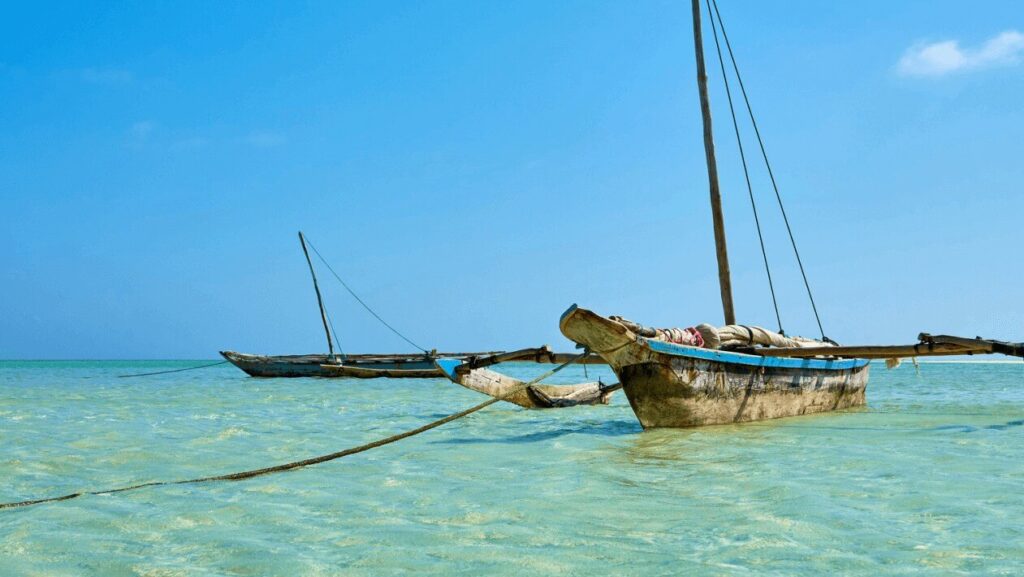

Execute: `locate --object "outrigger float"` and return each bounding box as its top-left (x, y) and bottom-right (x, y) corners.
top-left (433, 353), bottom-right (620, 408)
top-left (559, 0), bottom-right (1024, 428)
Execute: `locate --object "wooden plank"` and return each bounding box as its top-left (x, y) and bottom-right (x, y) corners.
top-left (460, 347), bottom-right (556, 370)
top-left (460, 347), bottom-right (607, 372)
top-left (754, 334), bottom-right (1024, 359)
top-left (752, 342), bottom-right (990, 359)
top-left (923, 334), bottom-right (1024, 358)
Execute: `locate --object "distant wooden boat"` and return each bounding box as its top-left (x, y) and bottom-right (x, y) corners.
top-left (221, 350), bottom-right (437, 378)
top-left (560, 307), bottom-right (868, 427)
top-left (435, 358), bottom-right (621, 408)
top-left (225, 346), bottom-right (607, 379)
top-left (221, 350), bottom-right (500, 378)
top-left (222, 232), bottom-right (611, 380)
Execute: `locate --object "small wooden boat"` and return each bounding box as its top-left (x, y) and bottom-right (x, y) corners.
top-left (560, 306), bottom-right (867, 427)
top-left (435, 358), bottom-right (621, 409)
top-left (224, 232), bottom-right (610, 379)
top-left (221, 350), bottom-right (462, 378)
top-left (225, 346), bottom-right (604, 379)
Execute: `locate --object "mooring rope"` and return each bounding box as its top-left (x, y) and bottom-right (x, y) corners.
top-left (1, 352), bottom-right (589, 511)
top-left (116, 360), bottom-right (229, 379)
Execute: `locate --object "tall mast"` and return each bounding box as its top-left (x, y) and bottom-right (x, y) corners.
top-left (691, 0), bottom-right (736, 325)
top-left (298, 231), bottom-right (336, 357)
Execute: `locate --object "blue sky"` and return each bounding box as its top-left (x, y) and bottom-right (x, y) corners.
top-left (2, 1), bottom-right (1022, 359)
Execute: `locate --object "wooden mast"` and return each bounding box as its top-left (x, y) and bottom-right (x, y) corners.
top-left (691, 0), bottom-right (736, 325)
top-left (298, 231), bottom-right (336, 358)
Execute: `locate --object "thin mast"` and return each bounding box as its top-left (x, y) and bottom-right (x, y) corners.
top-left (691, 0), bottom-right (736, 325)
top-left (298, 231), bottom-right (335, 357)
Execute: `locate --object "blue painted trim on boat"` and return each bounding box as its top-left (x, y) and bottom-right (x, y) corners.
top-left (643, 338), bottom-right (869, 371)
top-left (434, 358), bottom-right (462, 382)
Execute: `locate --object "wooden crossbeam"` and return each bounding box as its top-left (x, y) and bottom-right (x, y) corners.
top-left (752, 334), bottom-right (1023, 360)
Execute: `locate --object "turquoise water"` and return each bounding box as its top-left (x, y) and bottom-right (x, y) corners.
top-left (1, 360), bottom-right (1022, 576)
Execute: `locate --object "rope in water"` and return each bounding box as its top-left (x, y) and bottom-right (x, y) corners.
top-left (303, 236), bottom-right (429, 354)
top-left (1, 352), bottom-right (589, 511)
top-left (116, 360), bottom-right (229, 379)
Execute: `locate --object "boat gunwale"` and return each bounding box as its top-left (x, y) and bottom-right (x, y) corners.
top-left (559, 305), bottom-right (868, 372)
top-left (643, 338), bottom-right (869, 371)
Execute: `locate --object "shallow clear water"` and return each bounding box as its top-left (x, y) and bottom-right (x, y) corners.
top-left (1, 360), bottom-right (1022, 575)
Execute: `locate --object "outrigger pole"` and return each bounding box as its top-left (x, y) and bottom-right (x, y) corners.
top-left (298, 231), bottom-right (336, 358)
top-left (754, 334), bottom-right (1024, 360)
top-left (691, 0), bottom-right (736, 325)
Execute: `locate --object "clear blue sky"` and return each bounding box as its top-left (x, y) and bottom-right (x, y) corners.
top-left (2, 1), bottom-right (1022, 359)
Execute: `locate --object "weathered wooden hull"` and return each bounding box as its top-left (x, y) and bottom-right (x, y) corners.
top-left (559, 306), bottom-right (870, 428)
top-left (434, 359), bottom-right (620, 408)
top-left (220, 351), bottom-right (443, 378)
top-left (222, 346), bottom-right (605, 379)
top-left (317, 363), bottom-right (441, 379)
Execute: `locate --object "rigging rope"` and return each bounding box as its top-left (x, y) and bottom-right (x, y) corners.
top-left (709, 0), bottom-right (828, 341)
top-left (704, 0), bottom-right (783, 335)
top-left (1, 351), bottom-right (590, 511)
top-left (303, 236), bottom-right (429, 353)
top-left (116, 360), bottom-right (229, 378)
top-left (323, 306), bottom-right (345, 361)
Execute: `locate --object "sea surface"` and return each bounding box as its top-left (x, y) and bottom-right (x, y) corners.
top-left (1, 360), bottom-right (1022, 576)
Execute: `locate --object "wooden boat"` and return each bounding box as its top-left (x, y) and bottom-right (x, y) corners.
top-left (560, 306), bottom-right (867, 427)
top-left (558, 1), bottom-right (1023, 428)
top-left (224, 232), bottom-right (609, 379)
top-left (221, 350), bottom-right (488, 378)
top-left (435, 358), bottom-right (621, 409)
top-left (224, 346), bottom-right (606, 379)
top-left (223, 233), bottom-right (472, 378)
top-left (555, 1), bottom-right (876, 428)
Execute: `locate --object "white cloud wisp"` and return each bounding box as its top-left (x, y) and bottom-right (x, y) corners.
top-left (897, 30), bottom-right (1024, 77)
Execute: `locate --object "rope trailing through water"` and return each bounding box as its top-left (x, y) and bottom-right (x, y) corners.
top-left (303, 236), bottom-right (429, 354)
top-left (704, 0), bottom-right (783, 335)
top-left (709, 0), bottom-right (829, 341)
top-left (116, 360), bottom-right (229, 379)
top-left (1, 352), bottom-right (589, 511)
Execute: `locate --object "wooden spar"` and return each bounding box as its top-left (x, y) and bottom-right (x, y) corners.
top-left (459, 346), bottom-right (607, 372)
top-left (922, 334), bottom-right (1024, 358)
top-left (754, 343), bottom-right (983, 359)
top-left (752, 334), bottom-right (1024, 359)
top-left (692, 0), bottom-right (736, 326)
top-left (298, 231), bottom-right (335, 358)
